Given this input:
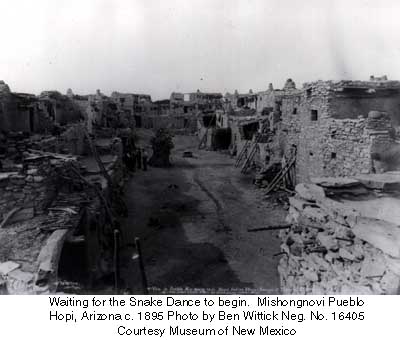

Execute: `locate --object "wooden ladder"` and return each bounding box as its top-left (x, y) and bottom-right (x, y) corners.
top-left (198, 115), bottom-right (216, 150)
top-left (240, 125), bottom-right (269, 174)
top-left (235, 140), bottom-right (251, 167)
top-left (198, 131), bottom-right (208, 149)
top-left (264, 156), bottom-right (296, 196)
top-left (240, 142), bottom-right (259, 173)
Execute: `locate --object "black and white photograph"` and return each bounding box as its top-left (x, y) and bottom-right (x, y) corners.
top-left (1, 0), bottom-right (400, 296)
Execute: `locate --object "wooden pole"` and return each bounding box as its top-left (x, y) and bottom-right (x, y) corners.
top-left (68, 164), bottom-right (115, 227)
top-left (135, 237), bottom-right (148, 294)
top-left (247, 225), bottom-right (291, 232)
top-left (264, 157), bottom-right (296, 195)
top-left (240, 123), bottom-right (268, 173)
top-left (198, 113), bottom-right (216, 149)
top-left (113, 229), bottom-right (120, 292)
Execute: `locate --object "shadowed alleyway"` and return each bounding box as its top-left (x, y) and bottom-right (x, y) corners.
top-left (120, 133), bottom-right (287, 294)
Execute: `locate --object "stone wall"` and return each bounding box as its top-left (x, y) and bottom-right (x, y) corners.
top-left (0, 183), bottom-right (113, 294)
top-left (279, 81), bottom-right (398, 183)
top-left (1, 124), bottom-right (88, 158)
top-left (0, 157), bottom-right (74, 221)
top-left (0, 88), bottom-right (41, 133)
top-left (142, 114), bottom-right (197, 133)
top-left (279, 179), bottom-right (400, 294)
top-left (0, 143), bottom-right (122, 294)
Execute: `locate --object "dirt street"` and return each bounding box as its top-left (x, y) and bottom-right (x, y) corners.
top-left (120, 132), bottom-right (287, 294)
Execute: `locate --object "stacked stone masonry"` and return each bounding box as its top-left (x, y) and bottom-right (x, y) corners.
top-left (278, 80), bottom-right (400, 183)
top-left (279, 177), bottom-right (400, 294)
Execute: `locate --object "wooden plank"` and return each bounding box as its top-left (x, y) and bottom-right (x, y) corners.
top-left (0, 208), bottom-right (21, 229)
top-left (247, 224), bottom-right (291, 232)
top-left (264, 157), bottom-right (296, 195)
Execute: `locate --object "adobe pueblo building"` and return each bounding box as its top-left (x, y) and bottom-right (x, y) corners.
top-left (1, 75), bottom-right (400, 294)
top-left (0, 81), bottom-right (130, 294)
top-left (277, 77), bottom-right (400, 182)
top-left (197, 76), bottom-right (400, 294)
top-left (230, 76), bottom-right (400, 294)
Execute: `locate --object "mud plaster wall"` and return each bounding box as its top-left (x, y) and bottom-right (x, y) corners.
top-left (257, 90), bottom-right (277, 114)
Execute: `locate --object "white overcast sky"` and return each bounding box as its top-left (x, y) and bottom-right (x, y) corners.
top-left (0, 0), bottom-right (400, 99)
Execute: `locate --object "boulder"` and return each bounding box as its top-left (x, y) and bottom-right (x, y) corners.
top-left (318, 197), bottom-right (360, 227)
top-left (383, 254), bottom-right (400, 276)
top-left (368, 111), bottom-right (387, 119)
top-left (317, 233), bottom-right (337, 250)
top-left (303, 270), bottom-right (319, 282)
top-left (0, 261), bottom-right (20, 275)
top-left (311, 177), bottom-right (361, 188)
top-left (302, 206), bottom-right (328, 223)
top-left (286, 206), bottom-right (300, 224)
top-left (380, 270), bottom-right (400, 294)
top-left (360, 256), bottom-right (386, 278)
top-left (340, 284), bottom-right (373, 295)
top-left (352, 217), bottom-right (400, 258)
top-left (289, 196), bottom-right (311, 211)
top-left (295, 183), bottom-right (326, 202)
top-left (339, 248), bottom-right (356, 261)
top-left (7, 269), bottom-right (34, 283)
top-left (355, 173), bottom-right (400, 192)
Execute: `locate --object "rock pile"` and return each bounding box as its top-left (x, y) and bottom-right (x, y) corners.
top-left (278, 177), bottom-right (400, 294)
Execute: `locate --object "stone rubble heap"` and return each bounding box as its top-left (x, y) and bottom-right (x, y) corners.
top-left (278, 176), bottom-right (400, 294)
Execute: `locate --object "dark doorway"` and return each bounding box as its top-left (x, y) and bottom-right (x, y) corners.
top-left (58, 238), bottom-right (88, 288)
top-left (203, 114), bottom-right (216, 127)
top-left (134, 114), bottom-right (142, 128)
top-left (311, 110), bottom-right (318, 121)
top-left (241, 122), bottom-right (259, 140)
top-left (213, 128), bottom-right (232, 150)
top-left (29, 107), bottom-right (35, 132)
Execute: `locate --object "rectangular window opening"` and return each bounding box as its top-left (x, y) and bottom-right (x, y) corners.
top-left (311, 109), bottom-right (318, 121)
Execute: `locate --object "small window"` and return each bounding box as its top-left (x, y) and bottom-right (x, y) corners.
top-left (306, 88), bottom-right (312, 97)
top-left (311, 110), bottom-right (318, 121)
top-left (331, 152), bottom-right (337, 159)
top-left (309, 152), bottom-right (314, 156)
top-left (292, 108), bottom-right (297, 115)
top-left (331, 130), bottom-right (337, 138)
